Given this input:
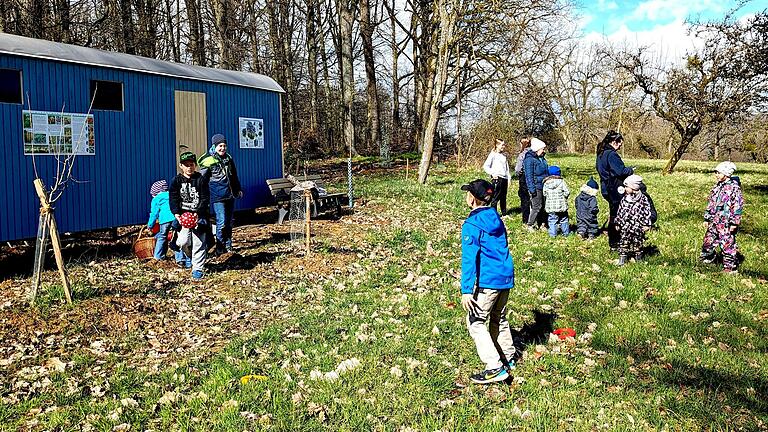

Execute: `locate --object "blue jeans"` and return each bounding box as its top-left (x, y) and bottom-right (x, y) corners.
top-left (547, 212), bottom-right (570, 237)
top-left (213, 200), bottom-right (234, 252)
top-left (153, 222), bottom-right (172, 260)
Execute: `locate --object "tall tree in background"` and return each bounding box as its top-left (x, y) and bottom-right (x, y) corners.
top-left (359, 0), bottom-right (381, 154)
top-left (337, 0), bottom-right (356, 156)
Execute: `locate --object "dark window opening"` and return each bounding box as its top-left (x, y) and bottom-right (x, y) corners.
top-left (90, 80), bottom-right (123, 111)
top-left (0, 69), bottom-right (23, 104)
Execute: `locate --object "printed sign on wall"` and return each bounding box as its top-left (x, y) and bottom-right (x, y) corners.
top-left (238, 117), bottom-right (264, 149)
top-left (23, 110), bottom-right (95, 155)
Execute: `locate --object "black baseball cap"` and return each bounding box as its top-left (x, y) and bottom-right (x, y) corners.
top-left (179, 151), bottom-right (197, 163)
top-left (461, 179), bottom-right (494, 203)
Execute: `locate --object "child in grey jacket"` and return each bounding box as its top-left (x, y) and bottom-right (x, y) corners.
top-left (575, 177), bottom-right (600, 239)
top-left (543, 166), bottom-right (570, 237)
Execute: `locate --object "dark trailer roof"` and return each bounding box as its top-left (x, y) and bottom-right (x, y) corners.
top-left (0, 33), bottom-right (284, 93)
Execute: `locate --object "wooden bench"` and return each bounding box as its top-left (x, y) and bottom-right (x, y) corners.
top-left (266, 174), bottom-right (347, 224)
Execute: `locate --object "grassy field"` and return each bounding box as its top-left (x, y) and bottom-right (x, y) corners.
top-left (1, 156), bottom-right (767, 431)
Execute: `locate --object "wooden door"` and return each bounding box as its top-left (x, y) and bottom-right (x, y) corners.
top-left (174, 90), bottom-right (207, 171)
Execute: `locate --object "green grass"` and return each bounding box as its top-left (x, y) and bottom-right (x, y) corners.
top-left (3, 157), bottom-right (768, 431)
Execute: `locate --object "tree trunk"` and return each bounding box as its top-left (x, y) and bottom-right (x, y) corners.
top-left (359, 0), bottom-right (381, 154)
top-left (663, 134), bottom-right (694, 174)
top-left (186, 0), bottom-right (206, 65)
top-left (306, 0), bottom-right (319, 133)
top-left (165, 0), bottom-right (180, 62)
top-left (213, 0), bottom-right (233, 69)
top-left (338, 0), bottom-right (357, 156)
top-left (317, 7), bottom-right (335, 153)
top-left (27, 0), bottom-right (47, 38)
top-left (389, 0), bottom-right (401, 142)
top-left (418, 0), bottom-right (457, 184)
top-left (280, 1), bottom-right (298, 136)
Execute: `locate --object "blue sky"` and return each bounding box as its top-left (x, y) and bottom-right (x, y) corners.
top-left (578, 0), bottom-right (765, 34)
top-left (575, 0), bottom-right (766, 58)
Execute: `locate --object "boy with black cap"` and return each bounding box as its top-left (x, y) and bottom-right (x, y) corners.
top-left (169, 151), bottom-right (211, 279)
top-left (459, 179), bottom-right (516, 384)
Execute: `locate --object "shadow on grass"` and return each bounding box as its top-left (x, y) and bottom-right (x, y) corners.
top-left (510, 310), bottom-right (557, 361)
top-left (207, 251), bottom-right (282, 272)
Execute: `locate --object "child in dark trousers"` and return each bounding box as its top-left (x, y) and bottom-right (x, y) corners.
top-left (460, 179), bottom-right (516, 384)
top-left (700, 161), bottom-right (744, 273)
top-left (169, 151), bottom-right (211, 279)
top-left (614, 175), bottom-right (652, 266)
top-left (575, 177), bottom-right (599, 239)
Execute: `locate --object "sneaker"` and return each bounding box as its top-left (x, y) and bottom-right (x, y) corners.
top-left (505, 359), bottom-right (516, 373)
top-left (525, 224), bottom-right (536, 232)
top-left (191, 270), bottom-right (204, 280)
top-left (470, 366), bottom-right (509, 384)
top-left (700, 254), bottom-right (716, 264)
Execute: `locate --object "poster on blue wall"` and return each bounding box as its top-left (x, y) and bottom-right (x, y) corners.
top-left (238, 117), bottom-right (264, 149)
top-left (22, 110), bottom-right (95, 156)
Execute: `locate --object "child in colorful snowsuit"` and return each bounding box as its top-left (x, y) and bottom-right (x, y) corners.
top-left (146, 180), bottom-right (181, 261)
top-left (700, 161), bottom-right (743, 273)
top-left (575, 177), bottom-right (599, 239)
top-left (542, 166), bottom-right (570, 237)
top-left (614, 175), bottom-right (652, 266)
top-left (460, 179), bottom-right (516, 384)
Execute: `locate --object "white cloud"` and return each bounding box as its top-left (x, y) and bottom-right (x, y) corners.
top-left (596, 0), bottom-right (619, 11)
top-left (582, 19), bottom-right (702, 64)
top-left (631, 0), bottom-right (726, 22)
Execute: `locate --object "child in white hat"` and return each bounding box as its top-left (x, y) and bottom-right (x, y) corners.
top-left (614, 174), bottom-right (653, 266)
top-left (700, 161), bottom-right (743, 273)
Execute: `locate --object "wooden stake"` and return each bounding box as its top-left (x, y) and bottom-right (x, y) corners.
top-left (33, 179), bottom-right (72, 304)
top-left (304, 189), bottom-right (311, 255)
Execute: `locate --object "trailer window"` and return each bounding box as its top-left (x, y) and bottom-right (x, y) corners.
top-left (0, 69), bottom-right (23, 104)
top-left (90, 80), bottom-right (123, 111)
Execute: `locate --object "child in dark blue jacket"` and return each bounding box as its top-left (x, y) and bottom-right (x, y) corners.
top-left (460, 179), bottom-right (516, 384)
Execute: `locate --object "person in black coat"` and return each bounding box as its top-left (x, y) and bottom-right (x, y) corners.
top-left (596, 130), bottom-right (633, 250)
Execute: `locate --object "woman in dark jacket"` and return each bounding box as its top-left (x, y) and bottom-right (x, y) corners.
top-left (514, 138), bottom-right (532, 224)
top-left (595, 130), bottom-right (633, 250)
top-left (199, 133), bottom-right (243, 254)
top-left (523, 138), bottom-right (549, 230)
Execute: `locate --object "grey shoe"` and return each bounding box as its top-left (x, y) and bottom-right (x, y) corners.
top-left (615, 254), bottom-right (628, 266)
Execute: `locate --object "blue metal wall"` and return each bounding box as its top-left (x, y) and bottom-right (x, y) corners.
top-left (0, 55), bottom-right (283, 242)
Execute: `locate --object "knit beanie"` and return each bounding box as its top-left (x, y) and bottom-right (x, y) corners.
top-left (548, 166), bottom-right (561, 176)
top-left (623, 174), bottom-right (643, 190)
top-left (715, 161), bottom-right (736, 177)
top-left (211, 133), bottom-right (227, 146)
top-left (530, 137), bottom-right (546, 152)
top-left (586, 177), bottom-right (598, 190)
top-left (149, 180), bottom-right (168, 197)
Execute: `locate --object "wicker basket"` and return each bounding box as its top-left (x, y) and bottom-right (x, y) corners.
top-left (133, 227), bottom-right (156, 260)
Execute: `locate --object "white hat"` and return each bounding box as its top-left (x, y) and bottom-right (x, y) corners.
top-left (530, 137), bottom-right (546, 152)
top-left (715, 161), bottom-right (736, 176)
top-left (623, 174), bottom-right (643, 190)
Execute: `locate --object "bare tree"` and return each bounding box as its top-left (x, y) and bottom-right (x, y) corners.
top-left (617, 12), bottom-right (767, 173)
top-left (359, 0), bottom-right (381, 153)
top-left (337, 0), bottom-right (356, 156)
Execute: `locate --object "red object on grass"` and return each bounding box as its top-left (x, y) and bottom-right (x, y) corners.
top-left (552, 328), bottom-right (576, 340)
top-left (179, 212), bottom-right (197, 229)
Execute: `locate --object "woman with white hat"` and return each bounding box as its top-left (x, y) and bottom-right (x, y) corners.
top-left (522, 137), bottom-right (549, 230)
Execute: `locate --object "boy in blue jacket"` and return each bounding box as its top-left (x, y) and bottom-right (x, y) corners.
top-left (460, 179), bottom-right (516, 384)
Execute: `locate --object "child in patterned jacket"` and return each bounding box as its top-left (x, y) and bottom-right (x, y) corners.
top-left (614, 175), bottom-right (652, 266)
top-left (700, 161), bottom-right (744, 273)
top-left (542, 166), bottom-right (570, 237)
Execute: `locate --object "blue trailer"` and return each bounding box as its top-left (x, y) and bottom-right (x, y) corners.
top-left (0, 33), bottom-right (285, 242)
